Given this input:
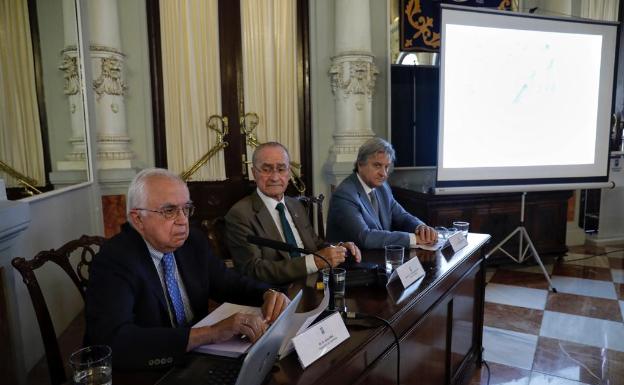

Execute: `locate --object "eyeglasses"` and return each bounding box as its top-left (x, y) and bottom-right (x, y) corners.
top-left (254, 165), bottom-right (290, 176)
top-left (133, 203), bottom-right (195, 220)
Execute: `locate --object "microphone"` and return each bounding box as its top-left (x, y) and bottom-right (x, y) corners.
top-left (246, 235), bottom-right (337, 312)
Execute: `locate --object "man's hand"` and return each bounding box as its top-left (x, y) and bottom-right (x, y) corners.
top-left (187, 312), bottom-right (267, 351)
top-left (415, 224), bottom-right (438, 245)
top-left (342, 242), bottom-right (362, 263)
top-left (314, 245), bottom-right (346, 269)
top-left (261, 289), bottom-right (290, 323)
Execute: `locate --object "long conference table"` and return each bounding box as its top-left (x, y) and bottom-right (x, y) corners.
top-left (114, 233), bottom-right (491, 385)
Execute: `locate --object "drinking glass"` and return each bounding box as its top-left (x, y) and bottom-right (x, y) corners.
top-left (322, 267), bottom-right (346, 297)
top-left (453, 221), bottom-right (469, 236)
top-left (69, 345), bottom-right (112, 385)
top-left (384, 245), bottom-right (404, 274)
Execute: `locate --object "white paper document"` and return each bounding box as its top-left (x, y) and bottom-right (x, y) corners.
top-left (192, 303), bottom-right (261, 357)
top-left (413, 238), bottom-right (448, 251)
top-left (192, 290), bottom-right (329, 359)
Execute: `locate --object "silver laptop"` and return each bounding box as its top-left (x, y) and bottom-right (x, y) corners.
top-left (157, 290), bottom-right (303, 385)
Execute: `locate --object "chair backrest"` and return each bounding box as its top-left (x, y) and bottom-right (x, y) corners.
top-left (296, 194), bottom-right (325, 239)
top-left (201, 217), bottom-right (234, 268)
top-left (11, 235), bottom-right (106, 385)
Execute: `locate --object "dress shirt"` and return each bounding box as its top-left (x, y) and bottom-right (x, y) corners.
top-left (146, 241), bottom-right (194, 325)
top-left (356, 173), bottom-right (417, 248)
top-left (256, 188), bottom-right (318, 274)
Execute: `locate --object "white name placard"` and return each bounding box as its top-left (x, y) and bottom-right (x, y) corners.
top-left (292, 311), bottom-right (350, 368)
top-left (448, 231), bottom-right (468, 252)
top-left (395, 256), bottom-right (425, 288)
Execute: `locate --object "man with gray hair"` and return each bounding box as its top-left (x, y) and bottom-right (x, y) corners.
top-left (226, 142), bottom-right (361, 285)
top-left (326, 137), bottom-right (437, 249)
top-left (86, 168), bottom-right (289, 369)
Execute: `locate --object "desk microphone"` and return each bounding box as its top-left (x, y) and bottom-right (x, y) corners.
top-left (246, 235), bottom-right (336, 311)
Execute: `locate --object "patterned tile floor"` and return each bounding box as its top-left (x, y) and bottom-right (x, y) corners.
top-left (471, 244), bottom-right (624, 385)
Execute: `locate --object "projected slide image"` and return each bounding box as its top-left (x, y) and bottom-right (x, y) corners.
top-left (442, 24), bottom-right (601, 169)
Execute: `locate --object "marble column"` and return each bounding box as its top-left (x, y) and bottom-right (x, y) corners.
top-left (324, 0), bottom-right (378, 186)
top-left (89, 0), bottom-right (134, 169)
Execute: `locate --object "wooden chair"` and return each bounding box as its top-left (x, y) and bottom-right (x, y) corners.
top-left (11, 235), bottom-right (106, 385)
top-left (201, 217), bottom-right (234, 268)
top-left (296, 193), bottom-right (325, 239)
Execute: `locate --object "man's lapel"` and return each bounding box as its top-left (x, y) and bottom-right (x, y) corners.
top-left (252, 192), bottom-right (291, 259)
top-left (286, 197), bottom-right (315, 251)
top-left (376, 185), bottom-right (390, 230)
top-left (136, 244), bottom-right (170, 321)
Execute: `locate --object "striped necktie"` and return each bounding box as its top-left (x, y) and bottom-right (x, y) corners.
top-left (162, 252), bottom-right (187, 326)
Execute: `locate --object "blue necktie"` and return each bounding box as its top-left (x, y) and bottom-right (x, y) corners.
top-left (162, 252), bottom-right (187, 326)
top-left (275, 202), bottom-right (300, 258)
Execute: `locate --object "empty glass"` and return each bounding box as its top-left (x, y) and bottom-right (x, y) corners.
top-left (384, 245), bottom-right (404, 274)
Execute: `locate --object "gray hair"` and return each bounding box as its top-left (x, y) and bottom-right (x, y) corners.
top-left (354, 137), bottom-right (396, 172)
top-left (251, 142), bottom-right (291, 167)
top-left (126, 168), bottom-right (186, 220)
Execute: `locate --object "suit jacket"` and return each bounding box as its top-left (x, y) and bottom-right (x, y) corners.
top-left (225, 191), bottom-right (325, 284)
top-left (85, 223), bottom-right (269, 369)
top-left (326, 172), bottom-right (424, 249)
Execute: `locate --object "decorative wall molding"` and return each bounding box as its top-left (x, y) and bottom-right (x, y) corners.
top-left (58, 54), bottom-right (80, 95)
top-left (329, 55), bottom-right (378, 98)
top-left (93, 56), bottom-right (127, 100)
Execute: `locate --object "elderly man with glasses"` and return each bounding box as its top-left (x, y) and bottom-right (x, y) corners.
top-left (85, 168), bottom-right (289, 369)
top-left (225, 142), bottom-right (361, 285)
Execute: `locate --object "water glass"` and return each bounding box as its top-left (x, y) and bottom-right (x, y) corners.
top-left (322, 267), bottom-right (346, 297)
top-left (453, 221), bottom-right (469, 237)
top-left (435, 226), bottom-right (448, 240)
top-left (384, 245), bottom-right (404, 274)
top-left (70, 345), bottom-right (112, 385)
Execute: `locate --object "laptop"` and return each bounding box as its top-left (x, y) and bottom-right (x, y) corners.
top-left (156, 290), bottom-right (303, 385)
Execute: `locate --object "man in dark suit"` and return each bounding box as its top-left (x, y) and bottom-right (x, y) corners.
top-left (225, 142), bottom-right (361, 285)
top-left (85, 168), bottom-right (289, 369)
top-left (326, 138), bottom-right (437, 249)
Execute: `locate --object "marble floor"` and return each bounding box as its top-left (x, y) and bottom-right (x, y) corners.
top-left (470, 244), bottom-right (624, 385)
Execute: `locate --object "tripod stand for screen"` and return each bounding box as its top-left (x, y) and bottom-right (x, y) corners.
top-left (485, 192), bottom-right (558, 293)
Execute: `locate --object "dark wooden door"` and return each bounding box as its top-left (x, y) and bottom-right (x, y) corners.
top-left (146, 0), bottom-right (311, 223)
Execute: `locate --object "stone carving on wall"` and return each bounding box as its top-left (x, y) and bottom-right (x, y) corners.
top-left (329, 58), bottom-right (379, 98)
top-left (93, 56), bottom-right (127, 100)
top-left (59, 53), bottom-right (80, 96)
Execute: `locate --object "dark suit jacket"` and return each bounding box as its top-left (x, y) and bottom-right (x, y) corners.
top-left (224, 191), bottom-right (325, 284)
top-left (85, 223), bottom-right (270, 369)
top-left (326, 172), bottom-right (424, 249)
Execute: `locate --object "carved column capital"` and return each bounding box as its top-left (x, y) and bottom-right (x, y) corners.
top-left (329, 54), bottom-right (379, 99)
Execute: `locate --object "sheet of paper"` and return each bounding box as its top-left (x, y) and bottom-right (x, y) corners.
top-left (278, 288), bottom-right (330, 358)
top-left (192, 303), bottom-right (261, 357)
top-left (413, 238), bottom-right (448, 251)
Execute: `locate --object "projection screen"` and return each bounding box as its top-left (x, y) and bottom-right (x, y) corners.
top-left (435, 5), bottom-right (618, 194)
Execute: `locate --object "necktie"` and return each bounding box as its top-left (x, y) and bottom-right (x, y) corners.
top-left (275, 202), bottom-right (300, 258)
top-left (369, 190), bottom-right (379, 218)
top-left (162, 252), bottom-right (187, 326)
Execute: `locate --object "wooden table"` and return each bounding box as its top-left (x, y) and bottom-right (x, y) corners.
top-left (114, 233), bottom-right (491, 385)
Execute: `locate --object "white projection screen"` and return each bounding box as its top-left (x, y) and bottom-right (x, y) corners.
top-left (435, 5), bottom-right (618, 194)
